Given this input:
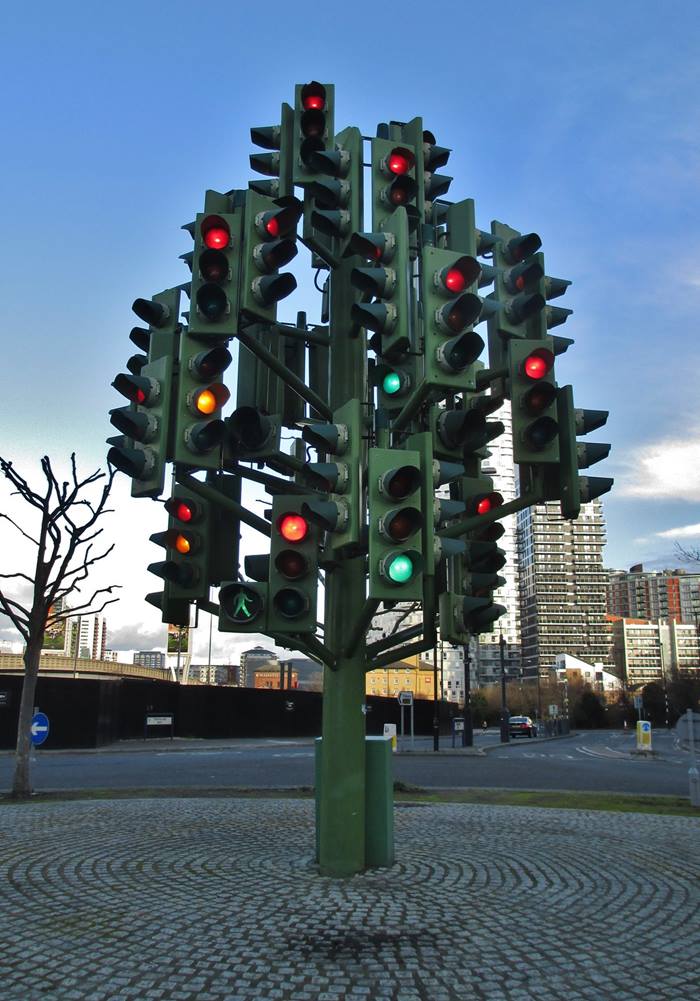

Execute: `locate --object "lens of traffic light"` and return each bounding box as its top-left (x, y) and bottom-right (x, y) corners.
top-left (439, 256), bottom-right (481, 295)
top-left (301, 81), bottom-right (326, 111)
top-left (382, 465), bottom-right (421, 500)
top-left (274, 587), bottom-right (309, 619)
top-left (201, 216), bottom-right (231, 250)
top-left (386, 553), bottom-right (414, 584)
top-left (175, 502), bottom-right (192, 522)
top-left (301, 109), bottom-right (325, 139)
top-left (279, 513), bottom-right (308, 543)
top-left (174, 533), bottom-right (191, 555)
top-left (505, 232), bottom-right (542, 263)
top-left (523, 382), bottom-right (557, 415)
top-left (524, 348), bottom-right (554, 380)
top-left (506, 259), bottom-right (544, 293)
top-left (475, 493), bottom-right (504, 516)
top-left (382, 371), bottom-right (403, 395)
top-left (525, 416), bottom-right (559, 450)
top-left (199, 249), bottom-right (228, 283)
top-left (254, 238), bottom-right (298, 274)
top-left (112, 373), bottom-right (158, 406)
top-left (191, 346), bottom-right (232, 381)
top-left (275, 549), bottom-right (309, 580)
top-left (192, 383), bottom-right (230, 416)
top-left (384, 508), bottom-right (420, 542)
top-left (387, 176), bottom-right (416, 206)
top-left (438, 293), bottom-right (482, 333)
top-left (386, 147), bottom-right (415, 175)
top-left (196, 283), bottom-right (228, 320)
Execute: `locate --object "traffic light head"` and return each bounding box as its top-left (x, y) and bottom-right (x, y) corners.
top-left (421, 246), bottom-right (485, 394)
top-left (240, 191), bottom-right (301, 322)
top-left (148, 486), bottom-right (212, 600)
top-left (368, 449), bottom-right (424, 600)
top-left (292, 81), bottom-right (334, 185)
top-left (108, 289), bottom-right (180, 498)
top-left (268, 497), bottom-right (319, 634)
top-left (509, 339), bottom-right (560, 464)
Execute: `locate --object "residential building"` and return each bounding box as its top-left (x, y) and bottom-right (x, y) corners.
top-left (551, 652), bottom-right (623, 699)
top-left (474, 401), bottom-right (522, 685)
top-left (609, 617), bottom-right (700, 688)
top-left (517, 497), bottom-right (612, 677)
top-left (607, 566), bottom-right (700, 625)
top-left (365, 655), bottom-right (435, 700)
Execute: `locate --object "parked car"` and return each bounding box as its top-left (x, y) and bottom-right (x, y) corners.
top-left (509, 715), bottom-right (537, 738)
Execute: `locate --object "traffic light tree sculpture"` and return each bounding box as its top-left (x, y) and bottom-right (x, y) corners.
top-left (107, 81), bottom-right (612, 878)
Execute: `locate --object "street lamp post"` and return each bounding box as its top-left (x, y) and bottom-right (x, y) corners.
top-left (499, 631), bottom-right (509, 743)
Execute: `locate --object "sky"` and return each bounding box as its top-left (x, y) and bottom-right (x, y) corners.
top-left (1, 0), bottom-right (699, 664)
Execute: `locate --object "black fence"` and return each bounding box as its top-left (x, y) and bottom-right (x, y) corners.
top-left (0, 676), bottom-right (459, 750)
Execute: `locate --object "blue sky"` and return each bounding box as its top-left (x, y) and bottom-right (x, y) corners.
top-left (1, 1), bottom-right (699, 659)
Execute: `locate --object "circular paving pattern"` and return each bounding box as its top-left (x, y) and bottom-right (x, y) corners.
top-left (0, 798), bottom-right (698, 1000)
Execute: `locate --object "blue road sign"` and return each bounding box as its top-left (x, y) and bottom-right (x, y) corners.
top-left (31, 711), bottom-right (50, 746)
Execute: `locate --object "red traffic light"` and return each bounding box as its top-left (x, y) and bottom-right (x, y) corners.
top-left (475, 492), bottom-right (504, 516)
top-left (301, 81), bottom-right (326, 111)
top-left (385, 147), bottom-right (415, 176)
top-left (437, 256), bottom-right (482, 296)
top-left (201, 216), bottom-right (231, 250)
top-left (524, 348), bottom-right (555, 380)
top-left (278, 513), bottom-right (308, 543)
top-left (165, 497), bottom-right (202, 524)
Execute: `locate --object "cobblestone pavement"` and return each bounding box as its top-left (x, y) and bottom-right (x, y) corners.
top-left (1, 799), bottom-right (698, 1001)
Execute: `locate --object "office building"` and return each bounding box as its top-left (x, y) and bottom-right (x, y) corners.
top-left (517, 497), bottom-right (612, 677)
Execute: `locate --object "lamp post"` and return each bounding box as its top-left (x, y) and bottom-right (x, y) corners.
top-left (499, 631), bottom-right (509, 743)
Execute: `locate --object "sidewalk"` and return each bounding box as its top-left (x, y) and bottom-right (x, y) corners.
top-left (1, 796), bottom-right (698, 1000)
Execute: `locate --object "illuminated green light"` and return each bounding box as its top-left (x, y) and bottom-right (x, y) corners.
top-left (388, 553), bottom-right (414, 584)
top-left (382, 371), bottom-right (402, 395)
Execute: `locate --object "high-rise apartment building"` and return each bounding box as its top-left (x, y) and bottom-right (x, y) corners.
top-left (517, 498), bottom-right (612, 677)
top-left (607, 567), bottom-right (700, 626)
top-left (475, 401), bottom-right (521, 685)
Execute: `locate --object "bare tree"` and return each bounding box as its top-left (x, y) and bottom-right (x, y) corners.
top-left (674, 541), bottom-right (700, 565)
top-left (0, 454), bottom-right (120, 798)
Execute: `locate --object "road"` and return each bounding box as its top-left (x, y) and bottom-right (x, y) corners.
top-left (0, 728), bottom-right (694, 796)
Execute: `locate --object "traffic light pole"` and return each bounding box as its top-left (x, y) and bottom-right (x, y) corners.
top-left (318, 259), bottom-right (370, 877)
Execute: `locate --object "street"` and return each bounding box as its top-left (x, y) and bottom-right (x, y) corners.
top-left (0, 728), bottom-right (693, 796)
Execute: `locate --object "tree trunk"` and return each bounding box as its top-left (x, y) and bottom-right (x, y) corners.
top-left (12, 638), bottom-right (43, 798)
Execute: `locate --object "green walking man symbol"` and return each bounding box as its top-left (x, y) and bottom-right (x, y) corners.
top-left (232, 590), bottom-right (254, 620)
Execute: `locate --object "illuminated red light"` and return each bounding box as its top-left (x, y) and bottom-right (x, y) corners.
top-left (202, 216), bottom-right (231, 250)
top-left (388, 151), bottom-right (411, 175)
top-left (279, 514), bottom-right (308, 543)
top-left (515, 275), bottom-right (525, 291)
top-left (204, 227), bottom-right (229, 249)
top-left (445, 268), bottom-right (467, 293)
top-left (477, 497), bottom-right (493, 515)
top-left (175, 502), bottom-right (193, 523)
top-left (265, 217), bottom-right (280, 237)
top-left (303, 94), bottom-right (325, 110)
top-left (135, 388), bottom-right (146, 404)
top-left (525, 352), bottom-right (551, 380)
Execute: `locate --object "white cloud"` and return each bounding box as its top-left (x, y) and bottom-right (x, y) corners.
top-left (615, 436), bottom-right (700, 500)
top-left (656, 523), bottom-right (700, 539)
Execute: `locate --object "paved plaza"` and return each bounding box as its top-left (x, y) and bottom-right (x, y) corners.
top-left (0, 797), bottom-right (698, 1000)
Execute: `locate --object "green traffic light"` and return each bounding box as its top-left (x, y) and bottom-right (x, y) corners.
top-left (383, 371), bottom-right (402, 395)
top-left (387, 553), bottom-right (414, 584)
